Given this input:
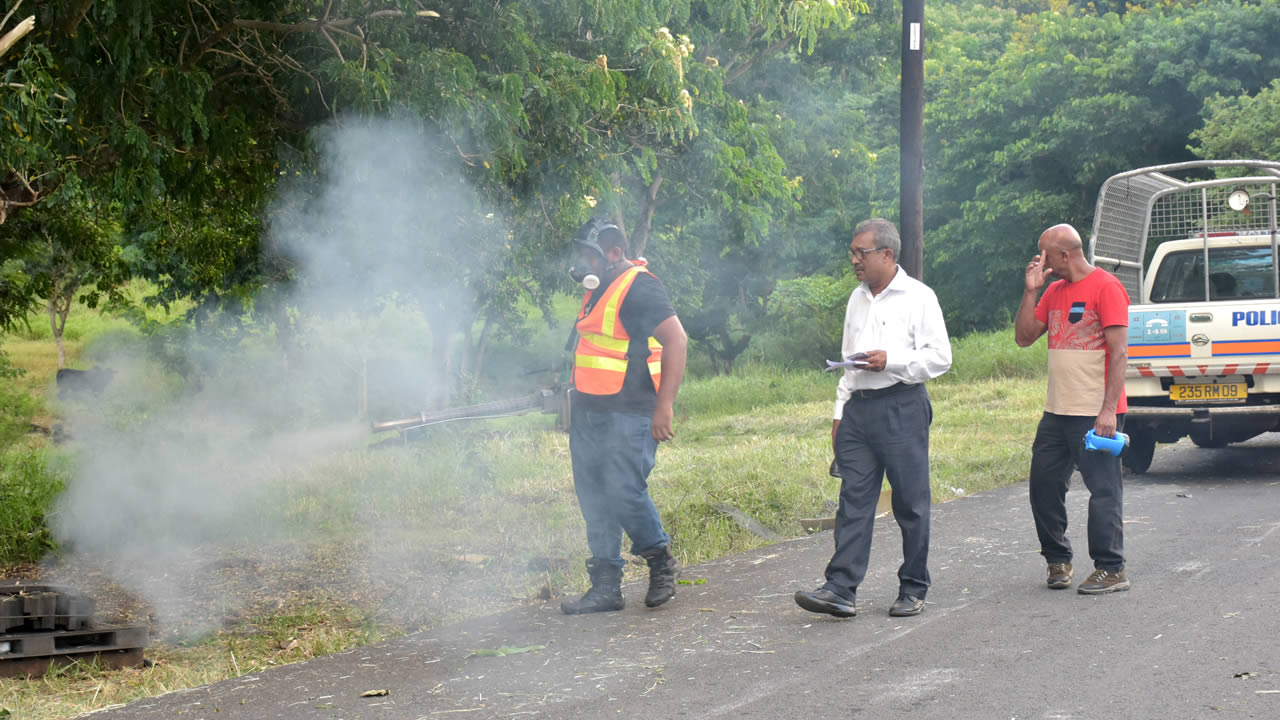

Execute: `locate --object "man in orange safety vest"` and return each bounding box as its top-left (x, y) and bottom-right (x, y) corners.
top-left (561, 217), bottom-right (688, 615)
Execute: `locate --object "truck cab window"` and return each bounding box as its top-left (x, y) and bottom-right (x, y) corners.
top-left (1148, 246), bottom-right (1276, 303)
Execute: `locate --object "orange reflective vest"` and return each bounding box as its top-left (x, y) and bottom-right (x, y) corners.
top-left (573, 262), bottom-right (663, 395)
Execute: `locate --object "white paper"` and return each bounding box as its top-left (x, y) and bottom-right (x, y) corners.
top-left (825, 354), bottom-right (871, 371)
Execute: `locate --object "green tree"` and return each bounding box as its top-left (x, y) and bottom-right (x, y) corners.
top-left (1192, 78), bottom-right (1280, 161)
top-left (925, 1), bottom-right (1280, 332)
top-left (0, 1), bottom-right (708, 397)
top-left (628, 1), bottom-right (884, 372)
top-left (7, 198), bottom-right (124, 367)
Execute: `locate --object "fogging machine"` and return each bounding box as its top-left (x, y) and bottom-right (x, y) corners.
top-left (370, 384), bottom-right (571, 434)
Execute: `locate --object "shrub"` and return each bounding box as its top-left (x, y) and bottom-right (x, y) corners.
top-left (0, 450), bottom-right (66, 564)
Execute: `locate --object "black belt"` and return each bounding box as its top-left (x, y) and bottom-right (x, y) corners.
top-left (849, 382), bottom-right (918, 400)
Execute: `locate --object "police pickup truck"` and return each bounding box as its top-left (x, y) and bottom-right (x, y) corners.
top-left (1087, 160), bottom-right (1280, 474)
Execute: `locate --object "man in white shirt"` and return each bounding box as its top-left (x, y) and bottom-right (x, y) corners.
top-left (795, 218), bottom-right (952, 619)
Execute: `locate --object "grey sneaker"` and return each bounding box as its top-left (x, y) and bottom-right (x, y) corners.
top-left (1046, 562), bottom-right (1073, 589)
top-left (1077, 568), bottom-right (1131, 595)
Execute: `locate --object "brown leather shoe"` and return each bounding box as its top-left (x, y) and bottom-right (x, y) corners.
top-left (1077, 568), bottom-right (1130, 595)
top-left (1047, 562), bottom-right (1073, 589)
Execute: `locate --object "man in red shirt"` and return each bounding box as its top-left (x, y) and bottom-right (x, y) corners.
top-left (1015, 224), bottom-right (1131, 594)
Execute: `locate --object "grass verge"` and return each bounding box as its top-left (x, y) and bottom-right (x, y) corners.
top-left (0, 601), bottom-right (386, 719)
top-left (0, 322), bottom-right (1047, 719)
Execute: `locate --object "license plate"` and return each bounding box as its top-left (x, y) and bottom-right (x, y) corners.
top-left (1168, 382), bottom-right (1247, 402)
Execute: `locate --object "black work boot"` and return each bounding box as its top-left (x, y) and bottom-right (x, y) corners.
top-left (639, 545), bottom-right (679, 608)
top-left (560, 558), bottom-right (625, 615)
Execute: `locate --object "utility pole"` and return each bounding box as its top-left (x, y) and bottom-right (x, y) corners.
top-left (900, 0), bottom-right (925, 280)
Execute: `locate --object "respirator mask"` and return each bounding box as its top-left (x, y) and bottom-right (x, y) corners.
top-left (568, 218), bottom-right (621, 291)
top-left (568, 260), bottom-right (601, 290)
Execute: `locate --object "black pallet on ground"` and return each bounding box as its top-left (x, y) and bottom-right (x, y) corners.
top-left (0, 583), bottom-right (95, 632)
top-left (0, 625), bottom-right (149, 677)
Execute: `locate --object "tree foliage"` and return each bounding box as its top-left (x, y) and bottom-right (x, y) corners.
top-left (1, 0), bottom-right (875, 384)
top-left (925, 1), bottom-right (1280, 332)
top-left (4, 0), bottom-right (1280, 384)
top-left (1192, 78), bottom-right (1280, 161)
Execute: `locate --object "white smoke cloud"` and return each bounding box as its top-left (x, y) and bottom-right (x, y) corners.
top-left (48, 116), bottom-right (507, 633)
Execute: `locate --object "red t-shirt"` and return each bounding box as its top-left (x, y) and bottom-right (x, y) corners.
top-left (1034, 268), bottom-right (1129, 416)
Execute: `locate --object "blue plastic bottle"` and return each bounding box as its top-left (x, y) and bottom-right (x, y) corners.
top-left (1084, 429), bottom-right (1130, 456)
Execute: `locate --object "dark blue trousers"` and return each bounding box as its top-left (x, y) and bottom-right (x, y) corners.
top-left (824, 383), bottom-right (933, 602)
top-left (1029, 412), bottom-right (1126, 571)
top-left (569, 409), bottom-right (670, 570)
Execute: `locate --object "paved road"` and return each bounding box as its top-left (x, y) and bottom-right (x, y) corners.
top-left (99, 438), bottom-right (1280, 719)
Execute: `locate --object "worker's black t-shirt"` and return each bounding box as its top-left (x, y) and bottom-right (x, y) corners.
top-left (573, 271), bottom-right (676, 416)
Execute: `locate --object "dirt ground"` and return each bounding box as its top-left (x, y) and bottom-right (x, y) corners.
top-left (4, 540), bottom-right (599, 644)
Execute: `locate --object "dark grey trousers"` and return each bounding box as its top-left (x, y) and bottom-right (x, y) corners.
top-left (824, 383), bottom-right (933, 602)
top-left (1028, 412), bottom-right (1126, 571)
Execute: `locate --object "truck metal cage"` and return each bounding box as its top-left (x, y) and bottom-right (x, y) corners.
top-left (1088, 160), bottom-right (1280, 301)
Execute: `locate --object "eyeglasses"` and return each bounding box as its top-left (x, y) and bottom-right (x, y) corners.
top-left (848, 246), bottom-right (889, 262)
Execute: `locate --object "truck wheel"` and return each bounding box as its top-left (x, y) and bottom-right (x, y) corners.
top-left (1123, 430), bottom-right (1156, 475)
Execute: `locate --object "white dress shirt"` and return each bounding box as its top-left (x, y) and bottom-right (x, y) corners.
top-left (833, 266), bottom-right (952, 420)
